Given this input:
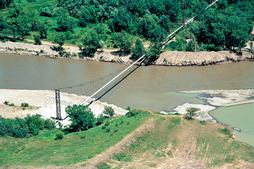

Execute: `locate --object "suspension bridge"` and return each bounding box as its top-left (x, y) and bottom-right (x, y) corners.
top-left (38, 0), bottom-right (219, 120)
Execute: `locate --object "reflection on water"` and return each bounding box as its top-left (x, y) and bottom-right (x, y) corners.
top-left (0, 53), bottom-right (254, 111)
top-left (210, 103), bottom-right (254, 147)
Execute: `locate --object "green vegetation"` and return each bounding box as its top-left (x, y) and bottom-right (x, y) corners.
top-left (103, 116), bottom-right (254, 168)
top-left (21, 102), bottom-right (29, 107)
top-left (0, 115), bottom-right (56, 138)
top-left (131, 38), bottom-right (145, 60)
top-left (0, 110), bottom-right (151, 166)
top-left (65, 105), bottom-right (96, 132)
top-left (185, 107), bottom-right (199, 120)
top-left (0, 0), bottom-right (253, 60)
top-left (54, 131), bottom-right (64, 140)
top-left (103, 106), bottom-right (115, 117)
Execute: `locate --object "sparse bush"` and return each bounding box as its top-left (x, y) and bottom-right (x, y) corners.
top-left (126, 106), bottom-right (131, 111)
top-left (9, 103), bottom-right (15, 106)
top-left (55, 131), bottom-right (64, 140)
top-left (200, 120), bottom-right (207, 125)
top-left (4, 101), bottom-right (9, 105)
top-left (219, 127), bottom-right (232, 138)
top-left (21, 103), bottom-right (29, 107)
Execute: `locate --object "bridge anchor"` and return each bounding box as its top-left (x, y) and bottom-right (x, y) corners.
top-left (55, 89), bottom-right (61, 120)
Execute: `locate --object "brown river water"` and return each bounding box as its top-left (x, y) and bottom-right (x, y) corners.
top-left (0, 53), bottom-right (254, 111)
top-left (1, 53), bottom-right (254, 146)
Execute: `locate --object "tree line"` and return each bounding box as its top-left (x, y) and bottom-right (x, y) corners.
top-left (0, 0), bottom-right (253, 60)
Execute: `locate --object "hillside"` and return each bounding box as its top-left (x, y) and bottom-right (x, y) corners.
top-left (1, 111), bottom-right (253, 168)
top-left (87, 113), bottom-right (254, 169)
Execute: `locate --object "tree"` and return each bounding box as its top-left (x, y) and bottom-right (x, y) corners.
top-left (112, 31), bottom-right (133, 53)
top-left (147, 43), bottom-right (162, 62)
top-left (66, 105), bottom-right (95, 132)
top-left (185, 107), bottom-right (199, 120)
top-left (78, 5), bottom-right (99, 27)
top-left (57, 11), bottom-right (76, 32)
top-left (0, 0), bottom-right (13, 9)
top-left (103, 106), bottom-right (115, 117)
top-left (53, 32), bottom-right (66, 48)
top-left (112, 7), bottom-right (132, 32)
top-left (131, 38), bottom-right (145, 60)
top-left (225, 16), bottom-right (251, 51)
top-left (81, 31), bottom-right (101, 57)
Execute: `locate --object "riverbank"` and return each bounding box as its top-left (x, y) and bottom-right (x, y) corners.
top-left (0, 41), bottom-right (253, 66)
top-left (0, 89), bottom-right (127, 126)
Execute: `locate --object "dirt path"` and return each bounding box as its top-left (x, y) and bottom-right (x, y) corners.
top-left (78, 118), bottom-right (156, 168)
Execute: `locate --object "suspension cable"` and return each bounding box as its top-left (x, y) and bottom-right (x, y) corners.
top-left (81, 0), bottom-right (219, 105)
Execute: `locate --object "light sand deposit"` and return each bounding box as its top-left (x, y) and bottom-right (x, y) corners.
top-left (183, 89), bottom-right (254, 106)
top-left (161, 89), bottom-right (254, 122)
top-left (173, 103), bottom-right (216, 122)
top-left (0, 89), bottom-right (127, 126)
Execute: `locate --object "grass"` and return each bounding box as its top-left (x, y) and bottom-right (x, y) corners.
top-left (103, 116), bottom-right (254, 168)
top-left (0, 111), bottom-right (151, 167)
top-left (110, 116), bottom-right (181, 163)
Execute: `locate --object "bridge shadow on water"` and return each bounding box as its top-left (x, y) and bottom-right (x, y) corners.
top-left (87, 59), bottom-right (145, 106)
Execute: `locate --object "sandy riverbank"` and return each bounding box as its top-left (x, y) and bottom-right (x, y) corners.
top-left (0, 89), bottom-right (127, 126)
top-left (183, 89), bottom-right (254, 106)
top-left (0, 41), bottom-right (253, 66)
top-left (161, 89), bottom-right (254, 123)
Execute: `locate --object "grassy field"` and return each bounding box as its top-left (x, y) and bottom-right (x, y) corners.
top-left (99, 114), bottom-right (254, 169)
top-left (1, 111), bottom-right (254, 168)
top-left (0, 111), bottom-right (151, 167)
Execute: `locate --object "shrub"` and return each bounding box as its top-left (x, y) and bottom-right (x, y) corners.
top-left (21, 103), bottom-right (29, 107)
top-left (4, 101), bottom-right (9, 105)
top-left (126, 109), bottom-right (141, 117)
top-left (185, 107), bottom-right (199, 120)
top-left (9, 103), bottom-right (15, 106)
top-left (200, 120), bottom-right (207, 125)
top-left (45, 119), bottom-right (55, 130)
top-left (26, 115), bottom-right (45, 130)
top-left (55, 131), bottom-right (64, 140)
top-left (103, 106), bottom-right (115, 117)
top-left (13, 127), bottom-right (29, 138)
top-left (59, 51), bottom-right (65, 57)
top-left (96, 114), bottom-right (106, 126)
top-left (33, 35), bottom-right (42, 45)
top-left (219, 127), bottom-right (232, 137)
top-left (29, 123), bottom-right (40, 135)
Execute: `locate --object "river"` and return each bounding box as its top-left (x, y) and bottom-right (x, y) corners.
top-left (1, 53), bottom-right (254, 111)
top-left (0, 53), bottom-right (254, 145)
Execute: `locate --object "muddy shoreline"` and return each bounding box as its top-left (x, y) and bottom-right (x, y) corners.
top-left (0, 41), bottom-right (253, 66)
